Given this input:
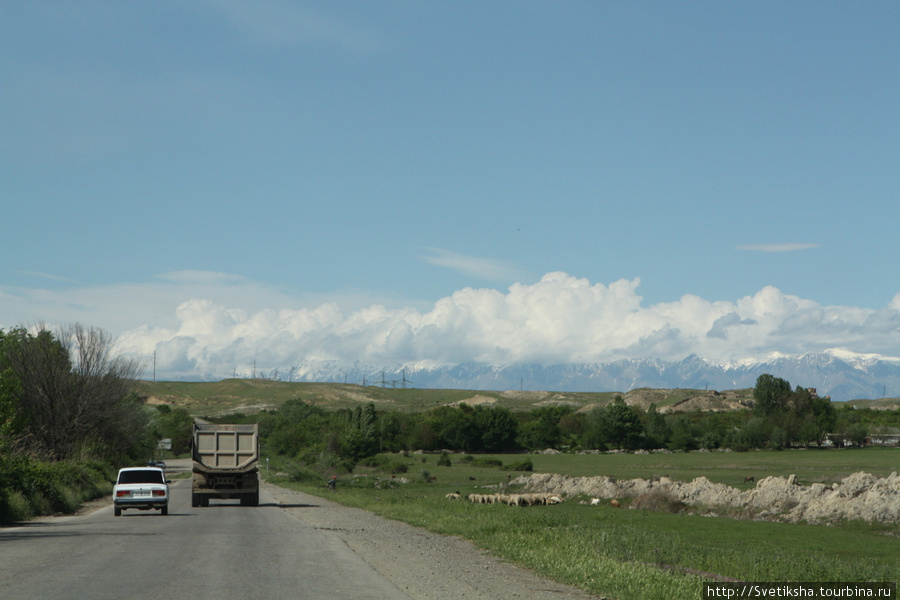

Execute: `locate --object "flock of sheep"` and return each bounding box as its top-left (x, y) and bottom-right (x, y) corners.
top-left (446, 491), bottom-right (624, 508)
top-left (446, 491), bottom-right (564, 506)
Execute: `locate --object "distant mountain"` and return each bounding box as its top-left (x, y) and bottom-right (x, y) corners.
top-left (280, 352), bottom-right (900, 402)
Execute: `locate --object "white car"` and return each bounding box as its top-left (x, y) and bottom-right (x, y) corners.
top-left (113, 467), bottom-right (170, 516)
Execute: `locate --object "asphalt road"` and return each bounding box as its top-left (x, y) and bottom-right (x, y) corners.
top-left (0, 472), bottom-right (410, 600)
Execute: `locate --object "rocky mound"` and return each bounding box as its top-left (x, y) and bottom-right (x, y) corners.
top-left (513, 471), bottom-right (900, 524)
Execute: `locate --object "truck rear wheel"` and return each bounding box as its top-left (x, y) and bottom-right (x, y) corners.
top-left (191, 493), bottom-right (200, 507)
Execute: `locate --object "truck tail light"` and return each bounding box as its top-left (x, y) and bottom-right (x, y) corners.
top-left (152, 490), bottom-right (166, 497)
top-left (116, 491), bottom-right (130, 498)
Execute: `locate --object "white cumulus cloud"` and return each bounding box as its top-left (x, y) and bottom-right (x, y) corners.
top-left (102, 272), bottom-right (900, 380)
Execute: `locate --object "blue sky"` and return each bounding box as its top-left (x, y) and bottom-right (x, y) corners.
top-left (2, 2), bottom-right (899, 380)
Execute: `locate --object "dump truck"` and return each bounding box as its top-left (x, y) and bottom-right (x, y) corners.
top-left (191, 420), bottom-right (260, 507)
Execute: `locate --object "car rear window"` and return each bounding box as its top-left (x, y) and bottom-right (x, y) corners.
top-left (118, 470), bottom-right (164, 484)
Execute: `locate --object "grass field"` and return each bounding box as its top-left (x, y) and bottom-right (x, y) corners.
top-left (267, 448), bottom-right (899, 600)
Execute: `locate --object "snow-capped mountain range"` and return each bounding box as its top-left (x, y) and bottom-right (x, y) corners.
top-left (274, 349), bottom-right (900, 402)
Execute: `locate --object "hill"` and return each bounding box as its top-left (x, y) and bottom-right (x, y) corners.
top-left (234, 352), bottom-right (899, 402)
top-left (136, 379), bottom-right (760, 416)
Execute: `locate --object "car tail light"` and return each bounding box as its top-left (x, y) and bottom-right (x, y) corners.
top-left (116, 491), bottom-right (130, 498)
top-left (152, 490), bottom-right (166, 497)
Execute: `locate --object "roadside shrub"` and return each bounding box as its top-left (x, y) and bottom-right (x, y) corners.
top-left (437, 452), bottom-right (452, 467)
top-left (0, 456), bottom-right (113, 525)
top-left (0, 491), bottom-right (32, 523)
top-left (299, 451), bottom-right (354, 475)
top-left (459, 455), bottom-right (474, 463)
top-left (29, 492), bottom-right (52, 516)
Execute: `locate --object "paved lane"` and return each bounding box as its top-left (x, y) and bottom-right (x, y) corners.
top-left (0, 478), bottom-right (410, 600)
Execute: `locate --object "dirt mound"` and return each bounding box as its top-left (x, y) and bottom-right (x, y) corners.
top-left (145, 396), bottom-right (172, 405)
top-left (622, 388), bottom-right (674, 410)
top-left (514, 471), bottom-right (900, 524)
top-left (448, 395), bottom-right (497, 407)
top-left (659, 393), bottom-right (748, 413)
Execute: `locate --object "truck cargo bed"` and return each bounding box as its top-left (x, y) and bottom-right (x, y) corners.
top-left (192, 422), bottom-right (259, 471)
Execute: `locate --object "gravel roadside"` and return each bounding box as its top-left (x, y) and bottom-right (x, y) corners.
top-left (264, 481), bottom-right (602, 600)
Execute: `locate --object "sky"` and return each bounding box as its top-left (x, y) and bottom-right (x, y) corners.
top-left (2, 1), bottom-right (899, 380)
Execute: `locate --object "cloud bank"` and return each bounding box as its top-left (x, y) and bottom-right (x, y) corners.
top-left (102, 271), bottom-right (900, 380)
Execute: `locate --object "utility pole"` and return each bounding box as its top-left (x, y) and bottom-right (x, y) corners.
top-left (400, 368), bottom-right (413, 389)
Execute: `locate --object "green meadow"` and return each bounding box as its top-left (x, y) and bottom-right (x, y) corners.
top-left (504, 446), bottom-right (900, 486)
top-left (268, 448), bottom-right (899, 600)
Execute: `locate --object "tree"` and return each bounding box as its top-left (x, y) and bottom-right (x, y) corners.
top-left (558, 412), bottom-right (585, 447)
top-left (844, 423), bottom-right (868, 447)
top-left (736, 417), bottom-right (771, 449)
top-left (643, 403), bottom-right (670, 449)
top-left (667, 416), bottom-right (699, 451)
top-left (0, 324), bottom-right (149, 460)
top-left (603, 396), bottom-right (644, 450)
top-left (753, 374), bottom-right (792, 418)
top-left (473, 405), bottom-right (518, 452)
top-left (152, 406), bottom-right (194, 456)
top-left (518, 406), bottom-right (570, 450)
top-left (431, 405), bottom-right (477, 451)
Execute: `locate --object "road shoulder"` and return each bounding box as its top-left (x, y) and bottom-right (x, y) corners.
top-left (264, 481), bottom-right (600, 600)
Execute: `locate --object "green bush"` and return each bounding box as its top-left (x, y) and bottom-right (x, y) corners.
top-left (472, 456), bottom-right (503, 468)
top-left (0, 455), bottom-right (116, 525)
top-left (437, 452), bottom-right (452, 467)
top-left (357, 455), bottom-right (391, 469)
top-left (0, 491), bottom-right (32, 522)
top-left (389, 462), bottom-right (409, 474)
top-left (356, 454), bottom-right (410, 474)
top-left (507, 458), bottom-right (533, 471)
